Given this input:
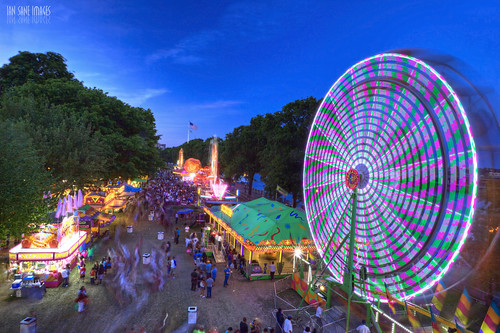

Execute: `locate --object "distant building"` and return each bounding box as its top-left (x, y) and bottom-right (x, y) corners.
top-left (156, 143), bottom-right (166, 150)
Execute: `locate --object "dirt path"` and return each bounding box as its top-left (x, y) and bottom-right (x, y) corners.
top-left (0, 210), bottom-right (281, 333)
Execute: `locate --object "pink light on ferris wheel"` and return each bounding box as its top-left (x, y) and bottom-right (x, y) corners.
top-left (211, 182), bottom-right (227, 200)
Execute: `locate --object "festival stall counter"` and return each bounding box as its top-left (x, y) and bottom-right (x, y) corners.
top-left (204, 197), bottom-right (317, 280)
top-left (9, 213), bottom-right (87, 287)
top-left (84, 191), bottom-right (115, 210)
top-left (77, 205), bottom-right (100, 247)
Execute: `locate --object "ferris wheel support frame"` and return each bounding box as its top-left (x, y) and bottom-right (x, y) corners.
top-left (345, 189), bottom-right (357, 333)
top-left (293, 190), bottom-right (382, 332)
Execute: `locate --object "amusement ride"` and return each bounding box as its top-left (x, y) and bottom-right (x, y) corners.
top-left (302, 53), bottom-right (478, 332)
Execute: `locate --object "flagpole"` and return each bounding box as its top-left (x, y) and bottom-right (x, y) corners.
top-left (187, 124), bottom-right (190, 143)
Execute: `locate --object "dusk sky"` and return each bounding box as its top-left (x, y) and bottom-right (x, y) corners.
top-left (1, 0), bottom-right (499, 152)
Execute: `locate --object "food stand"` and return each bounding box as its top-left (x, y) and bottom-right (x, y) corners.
top-left (9, 212), bottom-right (87, 287)
top-left (203, 198), bottom-right (316, 280)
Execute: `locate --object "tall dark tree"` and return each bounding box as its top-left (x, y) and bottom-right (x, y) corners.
top-left (221, 117), bottom-right (266, 195)
top-left (260, 97), bottom-right (319, 206)
top-left (0, 51), bottom-right (75, 94)
top-left (0, 120), bottom-right (51, 238)
top-left (1, 77), bottom-right (162, 182)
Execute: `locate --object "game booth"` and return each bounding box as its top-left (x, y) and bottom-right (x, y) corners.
top-left (9, 212), bottom-right (87, 289)
top-left (84, 191), bottom-right (115, 210)
top-left (203, 197), bottom-right (317, 280)
top-left (77, 205), bottom-right (101, 247)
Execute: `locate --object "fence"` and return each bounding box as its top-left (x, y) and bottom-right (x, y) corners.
top-left (273, 276), bottom-right (346, 332)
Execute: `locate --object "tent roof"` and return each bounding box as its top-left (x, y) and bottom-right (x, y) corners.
top-left (207, 197), bottom-right (314, 250)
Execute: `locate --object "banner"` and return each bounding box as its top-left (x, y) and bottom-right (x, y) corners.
top-left (430, 307), bottom-right (441, 333)
top-left (431, 280), bottom-right (447, 315)
top-left (276, 185), bottom-right (288, 197)
top-left (455, 320), bottom-right (466, 333)
top-left (405, 300), bottom-right (421, 329)
top-left (480, 302), bottom-right (500, 333)
top-left (455, 288), bottom-right (472, 326)
top-left (384, 282), bottom-right (396, 314)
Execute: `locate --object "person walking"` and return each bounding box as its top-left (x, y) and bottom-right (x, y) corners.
top-left (79, 263), bottom-right (86, 282)
top-left (269, 261), bottom-right (276, 280)
top-left (191, 268), bottom-right (199, 291)
top-left (61, 264), bottom-right (70, 287)
top-left (356, 320), bottom-right (370, 333)
top-left (97, 262), bottom-right (105, 285)
top-left (75, 286), bottom-right (89, 313)
top-left (223, 265), bottom-right (231, 287)
top-left (275, 308), bottom-right (285, 333)
top-left (283, 315), bottom-right (293, 333)
top-left (199, 276), bottom-right (206, 298)
top-left (175, 228), bottom-right (180, 244)
top-left (90, 266), bottom-right (96, 285)
top-left (240, 317), bottom-right (249, 333)
top-left (211, 266), bottom-right (217, 283)
top-left (314, 302), bottom-right (323, 332)
top-left (170, 256), bottom-right (177, 278)
top-left (206, 261), bottom-right (212, 274)
top-left (250, 318), bottom-right (262, 333)
top-left (206, 275), bottom-right (214, 298)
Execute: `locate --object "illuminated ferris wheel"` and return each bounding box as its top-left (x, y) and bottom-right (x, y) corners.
top-left (303, 53), bottom-right (478, 300)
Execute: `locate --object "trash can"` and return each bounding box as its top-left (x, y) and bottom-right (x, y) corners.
top-left (188, 306), bottom-right (197, 324)
top-left (20, 317), bottom-right (36, 333)
top-left (127, 226), bottom-right (133, 233)
top-left (158, 232), bottom-right (164, 240)
top-left (143, 253), bottom-right (151, 265)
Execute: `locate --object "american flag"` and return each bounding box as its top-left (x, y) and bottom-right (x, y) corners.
top-left (189, 122), bottom-right (198, 130)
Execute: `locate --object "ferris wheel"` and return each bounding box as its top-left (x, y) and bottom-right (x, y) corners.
top-left (303, 53), bottom-right (478, 301)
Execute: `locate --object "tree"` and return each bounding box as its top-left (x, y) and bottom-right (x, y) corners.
top-left (0, 51), bottom-right (75, 95)
top-left (0, 120), bottom-right (52, 238)
top-left (220, 117), bottom-right (266, 195)
top-left (1, 76), bottom-right (163, 182)
top-left (259, 97), bottom-right (319, 207)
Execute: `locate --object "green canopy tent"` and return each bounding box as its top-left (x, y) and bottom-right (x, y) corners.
top-left (204, 197), bottom-right (316, 271)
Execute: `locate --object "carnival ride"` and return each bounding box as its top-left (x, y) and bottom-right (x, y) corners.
top-left (302, 53), bottom-right (478, 331)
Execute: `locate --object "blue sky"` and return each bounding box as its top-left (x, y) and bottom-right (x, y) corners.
top-left (1, 0), bottom-right (500, 158)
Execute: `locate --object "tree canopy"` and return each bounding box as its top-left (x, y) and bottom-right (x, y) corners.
top-left (0, 51), bottom-right (163, 236)
top-left (0, 120), bottom-right (52, 238)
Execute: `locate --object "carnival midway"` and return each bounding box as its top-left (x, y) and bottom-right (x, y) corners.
top-left (1, 53), bottom-right (499, 333)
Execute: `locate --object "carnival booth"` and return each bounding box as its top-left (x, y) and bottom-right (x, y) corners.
top-left (130, 177), bottom-right (148, 188)
top-left (77, 205), bottom-right (100, 246)
top-left (84, 191), bottom-right (108, 209)
top-left (9, 212), bottom-right (86, 287)
top-left (121, 184), bottom-right (141, 197)
top-left (203, 197), bottom-right (316, 280)
top-left (98, 211), bottom-right (116, 228)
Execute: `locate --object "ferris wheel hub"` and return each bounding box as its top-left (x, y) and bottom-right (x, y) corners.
top-left (355, 164), bottom-right (370, 190)
top-left (345, 169), bottom-right (359, 190)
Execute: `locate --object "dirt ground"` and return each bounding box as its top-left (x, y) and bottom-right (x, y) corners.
top-left (0, 211), bottom-right (286, 333)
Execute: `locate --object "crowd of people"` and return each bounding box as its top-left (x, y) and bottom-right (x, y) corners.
top-left (56, 169), bottom-right (336, 331)
top-left (127, 170), bottom-right (199, 226)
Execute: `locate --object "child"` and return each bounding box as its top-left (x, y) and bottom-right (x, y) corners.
top-left (199, 277), bottom-right (206, 298)
top-left (79, 263), bottom-right (86, 282)
top-left (90, 266), bottom-right (96, 285)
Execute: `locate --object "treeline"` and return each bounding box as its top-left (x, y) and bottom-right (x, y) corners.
top-left (161, 137), bottom-right (218, 168)
top-left (163, 97), bottom-right (320, 207)
top-left (0, 51), bottom-right (163, 238)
